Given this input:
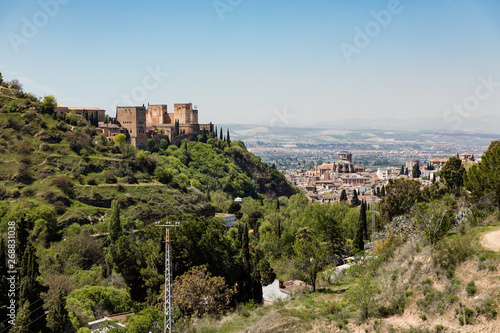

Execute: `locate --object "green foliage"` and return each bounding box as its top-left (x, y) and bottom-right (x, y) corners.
top-left (113, 133), bottom-right (126, 145)
top-left (293, 227), bottom-right (328, 292)
top-left (465, 140), bottom-right (500, 210)
top-left (108, 200), bottom-right (122, 243)
top-left (415, 199), bottom-right (454, 249)
top-left (380, 179), bottom-right (422, 222)
top-left (125, 307), bottom-right (163, 333)
top-left (41, 95), bottom-right (57, 114)
top-left (47, 289), bottom-right (71, 332)
top-left (465, 281), bottom-right (477, 295)
top-left (66, 286), bottom-right (133, 324)
top-left (441, 157), bottom-right (465, 196)
top-left (345, 275), bottom-right (380, 320)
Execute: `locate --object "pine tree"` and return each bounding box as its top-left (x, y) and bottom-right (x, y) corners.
top-left (47, 289), bottom-right (70, 332)
top-left (108, 200), bottom-right (122, 243)
top-left (339, 189), bottom-right (347, 202)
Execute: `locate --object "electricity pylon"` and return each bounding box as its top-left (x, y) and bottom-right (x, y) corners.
top-left (155, 221), bottom-right (181, 333)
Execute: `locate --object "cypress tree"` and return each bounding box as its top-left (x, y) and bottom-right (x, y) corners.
top-left (47, 289), bottom-right (70, 332)
top-left (226, 129), bottom-right (231, 145)
top-left (0, 239), bottom-right (8, 331)
top-left (354, 218), bottom-right (364, 252)
top-left (360, 201), bottom-right (368, 240)
top-left (412, 161), bottom-right (421, 178)
top-left (18, 243), bottom-right (47, 333)
top-left (339, 189), bottom-right (347, 202)
top-left (381, 186), bottom-right (386, 197)
top-left (108, 200), bottom-right (122, 244)
top-left (10, 301), bottom-right (31, 333)
top-left (351, 190), bottom-right (361, 206)
top-left (219, 127), bottom-right (223, 140)
top-left (400, 165), bottom-right (405, 175)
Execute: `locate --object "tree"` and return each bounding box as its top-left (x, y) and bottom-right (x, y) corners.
top-left (47, 289), bottom-right (71, 332)
top-left (400, 165), bottom-right (405, 175)
top-left (174, 120), bottom-right (180, 137)
top-left (293, 228), bottom-right (328, 292)
top-left (154, 167), bottom-right (173, 184)
top-left (414, 200), bottom-right (453, 253)
top-left (10, 301), bottom-right (31, 333)
top-left (108, 200), bottom-right (122, 243)
top-left (159, 139), bottom-right (169, 150)
top-left (41, 95), bottom-right (57, 115)
top-left (339, 189), bottom-right (347, 202)
top-left (147, 138), bottom-right (157, 152)
top-left (226, 129), bottom-right (231, 145)
top-left (10, 79), bottom-right (22, 91)
top-left (345, 276), bottom-right (380, 320)
top-left (0, 239), bottom-right (8, 331)
top-left (379, 179), bottom-right (422, 222)
top-left (441, 156), bottom-right (465, 196)
top-left (353, 202), bottom-right (367, 252)
top-left (465, 141), bottom-right (500, 210)
top-left (412, 161), bottom-right (421, 178)
top-left (126, 307), bottom-right (163, 333)
top-left (351, 190), bottom-right (361, 207)
top-left (113, 133), bottom-right (126, 145)
top-left (173, 265), bottom-right (233, 317)
top-left (18, 243), bottom-right (47, 333)
top-left (380, 185), bottom-right (386, 197)
top-left (219, 127), bottom-right (223, 140)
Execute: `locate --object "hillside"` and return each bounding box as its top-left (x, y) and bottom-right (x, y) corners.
top-left (186, 222), bottom-right (500, 333)
top-left (0, 83), bottom-right (295, 227)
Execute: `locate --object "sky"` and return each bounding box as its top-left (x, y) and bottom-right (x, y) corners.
top-left (1, 0), bottom-right (500, 130)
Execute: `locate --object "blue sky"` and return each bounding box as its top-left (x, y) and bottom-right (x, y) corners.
top-left (1, 0), bottom-right (499, 129)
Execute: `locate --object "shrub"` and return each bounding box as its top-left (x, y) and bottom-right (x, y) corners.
top-left (103, 170), bottom-right (117, 184)
top-left (86, 178), bottom-right (97, 186)
top-left (433, 233), bottom-right (475, 270)
top-left (465, 281), bottom-right (476, 295)
top-left (51, 176), bottom-right (74, 196)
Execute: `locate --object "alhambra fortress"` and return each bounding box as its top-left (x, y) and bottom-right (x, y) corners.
top-left (56, 103), bottom-right (213, 149)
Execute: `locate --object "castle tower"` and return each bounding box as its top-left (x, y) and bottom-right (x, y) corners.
top-left (116, 106), bottom-right (147, 149)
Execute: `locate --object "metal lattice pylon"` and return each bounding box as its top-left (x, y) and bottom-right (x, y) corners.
top-left (156, 221), bottom-right (181, 333)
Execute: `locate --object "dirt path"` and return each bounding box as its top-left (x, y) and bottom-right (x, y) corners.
top-left (481, 229), bottom-right (500, 251)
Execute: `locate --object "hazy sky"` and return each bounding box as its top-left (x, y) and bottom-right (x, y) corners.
top-left (1, 0), bottom-right (500, 129)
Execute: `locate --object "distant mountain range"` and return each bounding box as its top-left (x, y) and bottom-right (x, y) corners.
top-left (222, 116), bottom-right (500, 147)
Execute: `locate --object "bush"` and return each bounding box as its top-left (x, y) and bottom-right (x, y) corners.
top-left (51, 176), bottom-right (74, 196)
top-left (433, 233), bottom-right (475, 270)
top-left (154, 167), bottom-right (173, 184)
top-left (87, 177), bottom-right (97, 185)
top-left (465, 281), bottom-right (476, 295)
top-left (103, 170), bottom-right (117, 184)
